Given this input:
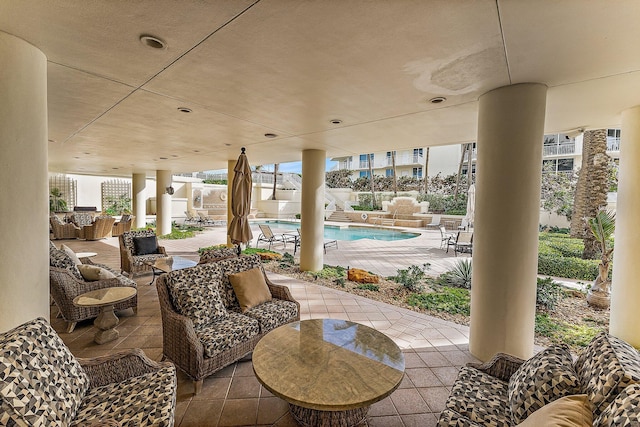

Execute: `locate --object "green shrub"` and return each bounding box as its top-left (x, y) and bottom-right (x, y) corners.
top-left (388, 264), bottom-right (430, 292)
top-left (357, 283), bottom-right (380, 292)
top-left (538, 253), bottom-right (599, 281)
top-left (438, 259), bottom-right (472, 289)
top-left (407, 287), bottom-right (471, 316)
top-left (309, 265), bottom-right (346, 280)
top-left (536, 277), bottom-right (564, 311)
top-left (279, 252), bottom-right (296, 267)
top-left (538, 232), bottom-right (600, 280)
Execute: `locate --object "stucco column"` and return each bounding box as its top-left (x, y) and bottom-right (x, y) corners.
top-left (156, 170), bottom-right (172, 236)
top-left (470, 83), bottom-right (547, 361)
top-left (300, 149), bottom-right (326, 271)
top-left (132, 173), bottom-right (146, 229)
top-left (227, 159), bottom-right (236, 247)
top-left (0, 32), bottom-right (49, 331)
top-left (610, 105), bottom-right (640, 348)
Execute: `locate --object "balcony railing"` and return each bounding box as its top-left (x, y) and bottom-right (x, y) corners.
top-left (356, 154), bottom-right (424, 170)
top-left (607, 137), bottom-right (620, 152)
top-left (543, 142), bottom-right (576, 156)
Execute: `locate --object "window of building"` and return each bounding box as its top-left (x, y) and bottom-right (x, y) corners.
top-left (412, 167), bottom-right (422, 179)
top-left (386, 169), bottom-right (393, 177)
top-left (413, 148), bottom-right (423, 156)
top-left (360, 170), bottom-right (370, 178)
top-left (557, 158), bottom-right (574, 172)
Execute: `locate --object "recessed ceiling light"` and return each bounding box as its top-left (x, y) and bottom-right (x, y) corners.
top-left (48, 139), bottom-right (56, 143)
top-left (159, 157), bottom-right (168, 160)
top-left (112, 167), bottom-right (119, 170)
top-left (177, 107), bottom-right (192, 113)
top-left (193, 150), bottom-right (200, 153)
top-left (171, 154), bottom-right (178, 157)
top-left (73, 156), bottom-right (80, 159)
top-left (83, 152), bottom-right (91, 155)
top-left (264, 133), bottom-right (277, 138)
top-left (140, 34), bottom-right (166, 50)
top-left (224, 143), bottom-right (232, 147)
top-left (329, 119), bottom-right (343, 125)
top-left (429, 96), bottom-right (447, 104)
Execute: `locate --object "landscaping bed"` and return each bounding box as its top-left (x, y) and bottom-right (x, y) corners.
top-left (261, 257), bottom-right (609, 353)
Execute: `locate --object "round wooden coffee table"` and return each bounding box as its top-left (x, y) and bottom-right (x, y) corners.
top-left (73, 287), bottom-right (137, 344)
top-left (253, 319), bottom-right (405, 427)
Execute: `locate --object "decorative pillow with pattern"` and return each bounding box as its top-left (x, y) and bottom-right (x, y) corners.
top-left (214, 255), bottom-right (263, 310)
top-left (198, 245), bottom-right (240, 264)
top-left (166, 264), bottom-right (228, 327)
top-left (49, 246), bottom-right (83, 280)
top-left (0, 318), bottom-right (90, 426)
top-left (508, 344), bottom-right (581, 424)
top-left (594, 384), bottom-right (640, 427)
top-left (574, 332), bottom-right (640, 417)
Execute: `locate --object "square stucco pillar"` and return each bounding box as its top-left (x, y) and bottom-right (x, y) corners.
top-left (470, 83), bottom-right (547, 361)
top-left (300, 149), bottom-right (326, 272)
top-left (610, 105), bottom-right (640, 348)
top-left (0, 32), bottom-right (49, 331)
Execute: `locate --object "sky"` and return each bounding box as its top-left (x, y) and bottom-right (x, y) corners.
top-left (205, 159), bottom-right (336, 175)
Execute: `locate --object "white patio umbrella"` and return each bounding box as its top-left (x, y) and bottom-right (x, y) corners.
top-left (465, 184), bottom-right (476, 227)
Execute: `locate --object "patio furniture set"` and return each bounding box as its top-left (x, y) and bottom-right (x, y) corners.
top-left (41, 234), bottom-right (640, 425)
top-left (49, 212), bottom-right (133, 240)
top-left (256, 223), bottom-right (338, 254)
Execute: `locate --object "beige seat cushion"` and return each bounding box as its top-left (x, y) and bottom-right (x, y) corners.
top-left (516, 394), bottom-right (593, 427)
top-left (228, 267), bottom-right (272, 313)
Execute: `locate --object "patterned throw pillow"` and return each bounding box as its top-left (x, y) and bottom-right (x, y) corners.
top-left (49, 246), bottom-right (83, 280)
top-left (594, 384), bottom-right (640, 427)
top-left (198, 245), bottom-right (240, 264)
top-left (574, 332), bottom-right (640, 417)
top-left (166, 264), bottom-right (228, 327)
top-left (0, 318), bottom-right (90, 425)
top-left (508, 344), bottom-right (581, 424)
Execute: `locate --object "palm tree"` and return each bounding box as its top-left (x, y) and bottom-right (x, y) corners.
top-left (49, 188), bottom-right (68, 212)
top-left (423, 147), bottom-right (430, 194)
top-left (570, 129), bottom-right (610, 258)
top-left (271, 163), bottom-right (279, 200)
top-left (391, 151), bottom-right (397, 196)
top-left (586, 209), bottom-right (615, 309)
top-left (367, 153), bottom-right (377, 209)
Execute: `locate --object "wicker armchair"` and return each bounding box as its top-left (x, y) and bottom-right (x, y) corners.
top-left (78, 215), bottom-right (116, 240)
top-left (50, 214), bottom-right (80, 239)
top-left (70, 212), bottom-right (94, 227)
top-left (112, 214), bottom-right (134, 237)
top-left (1, 318), bottom-right (176, 426)
top-left (119, 229), bottom-right (167, 278)
top-left (49, 261), bottom-right (138, 333)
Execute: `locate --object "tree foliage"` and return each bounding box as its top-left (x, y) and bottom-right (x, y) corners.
top-left (540, 162), bottom-right (578, 220)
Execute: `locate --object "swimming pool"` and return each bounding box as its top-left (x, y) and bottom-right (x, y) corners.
top-left (254, 221), bottom-right (420, 241)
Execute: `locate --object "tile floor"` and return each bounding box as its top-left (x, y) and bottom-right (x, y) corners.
top-left (51, 225), bottom-right (477, 426)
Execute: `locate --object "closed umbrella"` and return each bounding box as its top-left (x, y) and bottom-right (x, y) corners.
top-left (228, 147), bottom-right (253, 248)
top-left (465, 184), bottom-right (475, 228)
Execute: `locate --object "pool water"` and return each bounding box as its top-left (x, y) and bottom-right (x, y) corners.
top-left (254, 221), bottom-right (419, 241)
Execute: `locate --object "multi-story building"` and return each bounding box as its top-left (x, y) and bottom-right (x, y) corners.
top-left (331, 145), bottom-right (460, 179)
top-left (332, 129), bottom-right (621, 181)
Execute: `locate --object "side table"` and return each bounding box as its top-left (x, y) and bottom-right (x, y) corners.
top-left (73, 287), bottom-right (137, 344)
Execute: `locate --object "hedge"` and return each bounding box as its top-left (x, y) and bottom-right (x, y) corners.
top-left (537, 232), bottom-right (600, 280)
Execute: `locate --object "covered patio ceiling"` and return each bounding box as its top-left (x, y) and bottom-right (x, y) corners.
top-left (2, 0), bottom-right (640, 176)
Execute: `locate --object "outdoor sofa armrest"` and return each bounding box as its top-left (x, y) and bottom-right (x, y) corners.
top-left (79, 348), bottom-right (175, 389)
top-left (155, 276), bottom-right (207, 368)
top-left (261, 266), bottom-right (301, 317)
top-left (466, 352), bottom-right (525, 382)
top-left (51, 267), bottom-right (132, 296)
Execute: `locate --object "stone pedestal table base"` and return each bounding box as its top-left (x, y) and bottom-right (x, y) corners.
top-left (94, 304), bottom-right (119, 344)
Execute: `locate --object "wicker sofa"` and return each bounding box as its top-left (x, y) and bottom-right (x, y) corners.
top-left (0, 317), bottom-right (177, 426)
top-left (49, 242), bottom-right (137, 333)
top-left (156, 254), bottom-right (300, 394)
top-left (438, 332), bottom-right (640, 426)
top-left (50, 213), bottom-right (81, 239)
